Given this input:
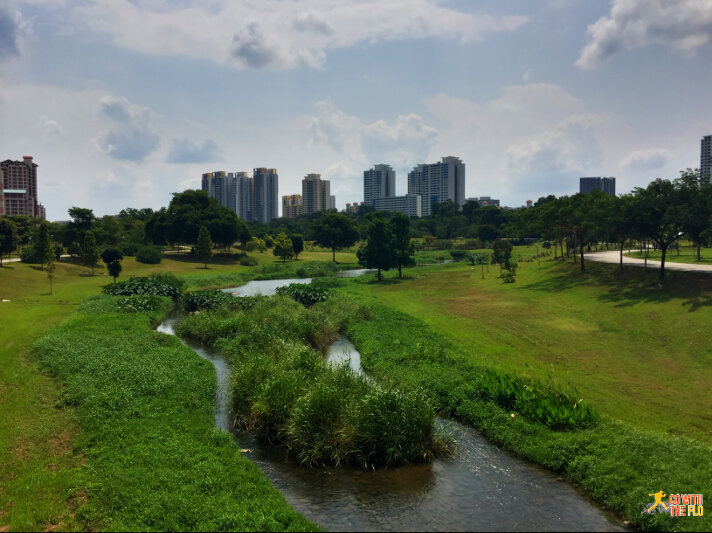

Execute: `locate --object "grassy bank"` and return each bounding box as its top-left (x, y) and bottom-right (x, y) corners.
top-left (31, 294), bottom-right (315, 531)
top-left (175, 292), bottom-right (446, 468)
top-left (341, 294), bottom-right (711, 532)
top-left (343, 258), bottom-right (712, 443)
top-left (627, 247), bottom-right (712, 265)
top-left (0, 252), bottom-right (336, 531)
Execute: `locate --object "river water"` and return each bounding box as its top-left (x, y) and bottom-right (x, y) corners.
top-left (157, 275), bottom-right (624, 532)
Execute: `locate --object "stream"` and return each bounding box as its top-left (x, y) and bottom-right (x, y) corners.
top-left (157, 275), bottom-right (624, 532)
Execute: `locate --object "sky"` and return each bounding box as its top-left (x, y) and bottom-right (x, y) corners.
top-left (1, 0), bottom-right (711, 220)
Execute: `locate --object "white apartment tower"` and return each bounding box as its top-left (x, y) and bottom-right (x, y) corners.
top-left (301, 173), bottom-right (332, 215)
top-left (364, 164), bottom-right (395, 206)
top-left (253, 168), bottom-right (279, 223)
top-left (408, 156), bottom-right (465, 217)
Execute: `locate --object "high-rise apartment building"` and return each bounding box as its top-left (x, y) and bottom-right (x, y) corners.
top-left (1, 156), bottom-right (45, 218)
top-left (364, 164), bottom-right (395, 206)
top-left (253, 168), bottom-right (279, 223)
top-left (701, 135), bottom-right (711, 183)
top-left (282, 194), bottom-right (304, 219)
top-left (407, 156), bottom-right (465, 217)
top-left (579, 177), bottom-right (615, 195)
top-left (301, 174), bottom-right (332, 215)
top-left (373, 194), bottom-right (422, 218)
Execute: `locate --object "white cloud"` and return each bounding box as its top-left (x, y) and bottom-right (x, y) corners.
top-left (576, 0), bottom-right (712, 69)
top-left (97, 96), bottom-right (160, 162)
top-left (69, 0), bottom-right (528, 69)
top-left (619, 148), bottom-right (669, 171)
top-left (167, 138), bottom-right (222, 164)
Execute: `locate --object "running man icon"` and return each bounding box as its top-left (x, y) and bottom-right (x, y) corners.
top-left (647, 491), bottom-right (669, 513)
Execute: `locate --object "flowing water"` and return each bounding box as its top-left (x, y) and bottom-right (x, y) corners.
top-left (158, 275), bottom-right (625, 532)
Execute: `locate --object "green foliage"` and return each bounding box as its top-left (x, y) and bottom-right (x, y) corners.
top-left (175, 296), bottom-right (441, 468)
top-left (273, 232), bottom-right (294, 263)
top-left (291, 234), bottom-right (304, 259)
top-left (119, 241), bottom-right (141, 256)
top-left (449, 249), bottom-right (467, 261)
top-left (312, 212), bottom-right (359, 261)
top-left (31, 301), bottom-right (314, 531)
top-left (492, 238), bottom-right (513, 268)
top-left (101, 246), bottom-right (123, 264)
top-left (102, 273), bottom-right (184, 300)
top-left (195, 226), bottom-right (213, 267)
top-left (357, 217), bottom-right (394, 279)
top-left (500, 269), bottom-right (516, 283)
top-left (0, 217), bottom-right (18, 264)
top-left (245, 236), bottom-right (267, 252)
top-left (135, 245), bottom-right (162, 264)
top-left (275, 283), bottom-right (331, 306)
top-left (107, 260), bottom-right (122, 282)
top-left (263, 234), bottom-right (275, 249)
top-left (53, 243), bottom-right (63, 261)
top-left (19, 245), bottom-right (43, 264)
top-left (183, 289), bottom-right (263, 312)
top-left (81, 230), bottom-right (100, 273)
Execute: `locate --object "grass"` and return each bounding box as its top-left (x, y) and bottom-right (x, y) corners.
top-left (342, 256), bottom-right (712, 443)
top-left (175, 295), bottom-right (447, 468)
top-left (0, 251), bottom-right (334, 531)
top-left (627, 246), bottom-right (712, 265)
top-left (340, 293), bottom-right (712, 532)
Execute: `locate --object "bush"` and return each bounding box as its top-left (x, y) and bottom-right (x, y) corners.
top-left (183, 289), bottom-right (263, 312)
top-left (240, 255), bottom-right (258, 267)
top-left (500, 270), bottom-right (516, 283)
top-left (119, 242), bottom-right (142, 256)
top-left (449, 250), bottom-right (467, 261)
top-left (136, 246), bottom-right (162, 264)
top-left (455, 239), bottom-right (483, 250)
top-left (19, 246), bottom-right (43, 264)
top-left (116, 294), bottom-right (169, 313)
top-left (275, 283), bottom-right (331, 307)
top-left (102, 273), bottom-right (184, 300)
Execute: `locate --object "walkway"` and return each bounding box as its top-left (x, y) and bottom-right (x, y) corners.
top-left (586, 250), bottom-right (712, 273)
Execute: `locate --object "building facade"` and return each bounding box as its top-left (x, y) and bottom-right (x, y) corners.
top-left (282, 194), bottom-right (304, 218)
top-left (373, 194), bottom-right (422, 218)
top-left (407, 156), bottom-right (465, 217)
top-left (364, 164), bottom-right (395, 206)
top-left (467, 196), bottom-right (500, 207)
top-left (301, 173), bottom-right (332, 215)
top-left (1, 156), bottom-right (44, 218)
top-left (579, 177), bottom-right (616, 195)
top-left (702, 135), bottom-right (711, 183)
top-left (253, 168), bottom-right (279, 223)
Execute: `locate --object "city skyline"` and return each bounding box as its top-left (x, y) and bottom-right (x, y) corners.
top-left (0, 1), bottom-right (711, 220)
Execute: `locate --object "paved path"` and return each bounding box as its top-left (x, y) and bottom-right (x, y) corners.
top-left (586, 250), bottom-right (712, 273)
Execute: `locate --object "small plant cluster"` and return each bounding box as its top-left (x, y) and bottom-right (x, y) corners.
top-left (499, 270), bottom-right (516, 283)
top-left (135, 245), bottom-right (162, 264)
top-left (275, 283), bottom-right (331, 306)
top-left (175, 296), bottom-right (446, 468)
top-left (115, 294), bottom-right (167, 313)
top-left (182, 289), bottom-right (263, 312)
top-left (477, 369), bottom-right (598, 429)
top-left (102, 273), bottom-right (184, 300)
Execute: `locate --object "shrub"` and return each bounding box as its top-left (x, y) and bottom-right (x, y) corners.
top-left (275, 283), bottom-right (331, 307)
top-left (183, 289), bottom-right (263, 312)
top-left (449, 250), bottom-right (467, 261)
top-left (102, 274), bottom-right (184, 300)
top-left (455, 239), bottom-right (483, 250)
top-left (116, 294), bottom-right (168, 313)
top-left (19, 246), bottom-right (43, 264)
top-left (239, 255), bottom-right (258, 267)
top-left (119, 242), bottom-right (141, 256)
top-left (136, 246), bottom-right (162, 264)
top-left (500, 270), bottom-right (516, 283)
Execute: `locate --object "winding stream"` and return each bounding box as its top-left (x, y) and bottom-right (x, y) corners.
top-left (157, 275), bottom-right (624, 532)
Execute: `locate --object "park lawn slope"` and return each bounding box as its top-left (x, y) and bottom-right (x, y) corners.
top-left (343, 295), bottom-right (712, 532)
top-left (32, 296), bottom-right (315, 532)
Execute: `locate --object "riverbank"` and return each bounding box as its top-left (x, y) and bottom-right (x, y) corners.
top-left (30, 293), bottom-right (315, 531)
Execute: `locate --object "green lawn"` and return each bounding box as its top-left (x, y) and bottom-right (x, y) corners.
top-left (342, 257), bottom-right (712, 443)
top-left (0, 251), bottom-right (340, 531)
top-left (627, 247), bottom-right (712, 265)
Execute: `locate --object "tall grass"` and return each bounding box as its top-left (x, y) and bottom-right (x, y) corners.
top-left (175, 295), bottom-right (444, 468)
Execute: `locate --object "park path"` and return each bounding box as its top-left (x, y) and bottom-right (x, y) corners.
top-left (586, 250), bottom-right (712, 273)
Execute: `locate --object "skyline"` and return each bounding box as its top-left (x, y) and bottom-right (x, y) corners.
top-left (0, 0), bottom-right (711, 220)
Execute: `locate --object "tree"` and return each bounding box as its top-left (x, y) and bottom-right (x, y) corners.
top-left (492, 238), bottom-right (513, 273)
top-left (82, 231), bottom-right (100, 275)
top-left (312, 212), bottom-right (359, 262)
top-left (389, 213), bottom-right (414, 278)
top-left (263, 234), bottom-right (275, 249)
top-left (291, 234), bottom-right (304, 260)
top-left (63, 207), bottom-right (96, 248)
top-left (273, 232), bottom-right (294, 263)
top-left (36, 221), bottom-right (54, 271)
top-left (478, 224), bottom-right (500, 247)
top-left (357, 218), bottom-right (394, 280)
top-left (0, 218), bottom-right (18, 266)
top-left (195, 226), bottom-right (213, 269)
top-left (677, 169), bottom-right (712, 261)
top-left (46, 249), bottom-right (56, 295)
top-left (107, 260), bottom-right (122, 283)
top-left (630, 179), bottom-right (685, 281)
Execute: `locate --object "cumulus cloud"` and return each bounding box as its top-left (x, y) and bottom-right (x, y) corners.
top-left (72, 0), bottom-right (528, 69)
top-left (167, 138), bottom-right (221, 163)
top-left (576, 0), bottom-right (712, 69)
top-left (97, 96), bottom-right (160, 162)
top-left (619, 148), bottom-right (669, 171)
top-left (0, 8), bottom-right (20, 60)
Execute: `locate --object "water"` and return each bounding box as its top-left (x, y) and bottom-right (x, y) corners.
top-left (158, 275), bottom-right (624, 531)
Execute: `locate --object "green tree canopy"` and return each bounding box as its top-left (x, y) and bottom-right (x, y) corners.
top-left (291, 234), bottom-right (304, 260)
top-left (389, 213), bottom-right (414, 278)
top-left (195, 226), bottom-right (213, 269)
top-left (0, 218), bottom-right (18, 266)
top-left (82, 230), bottom-right (100, 275)
top-left (357, 218), bottom-right (394, 280)
top-left (312, 212), bottom-right (359, 262)
top-left (272, 232), bottom-right (294, 263)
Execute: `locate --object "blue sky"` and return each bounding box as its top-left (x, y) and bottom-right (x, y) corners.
top-left (1, 0), bottom-right (711, 220)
